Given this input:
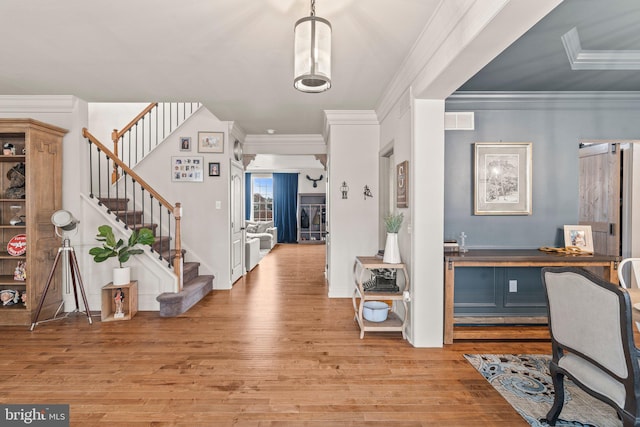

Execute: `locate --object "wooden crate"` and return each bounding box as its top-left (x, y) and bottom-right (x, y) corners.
top-left (101, 281), bottom-right (138, 322)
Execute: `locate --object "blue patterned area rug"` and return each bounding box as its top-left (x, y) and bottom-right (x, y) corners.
top-left (464, 354), bottom-right (621, 427)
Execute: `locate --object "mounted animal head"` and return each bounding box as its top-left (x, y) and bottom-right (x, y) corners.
top-left (306, 174), bottom-right (323, 188)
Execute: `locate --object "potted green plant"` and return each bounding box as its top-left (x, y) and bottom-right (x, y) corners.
top-left (383, 212), bottom-right (403, 264)
top-left (89, 225), bottom-right (155, 285)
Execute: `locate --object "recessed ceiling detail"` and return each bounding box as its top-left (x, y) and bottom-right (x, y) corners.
top-left (561, 27), bottom-right (640, 70)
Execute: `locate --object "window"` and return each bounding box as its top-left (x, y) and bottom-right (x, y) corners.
top-left (252, 175), bottom-right (273, 221)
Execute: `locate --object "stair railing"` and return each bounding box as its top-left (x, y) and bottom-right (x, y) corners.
top-left (111, 102), bottom-right (201, 182)
top-left (83, 127), bottom-right (183, 291)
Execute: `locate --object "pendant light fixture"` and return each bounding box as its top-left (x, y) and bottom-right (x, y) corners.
top-left (294, 0), bottom-right (332, 93)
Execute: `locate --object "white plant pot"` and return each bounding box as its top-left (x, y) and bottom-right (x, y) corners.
top-left (383, 232), bottom-right (401, 264)
top-left (113, 266), bottom-right (131, 286)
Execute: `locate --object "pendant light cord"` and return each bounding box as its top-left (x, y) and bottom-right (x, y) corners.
top-left (310, 0), bottom-right (315, 16)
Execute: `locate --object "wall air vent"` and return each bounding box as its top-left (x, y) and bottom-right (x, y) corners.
top-left (445, 112), bottom-right (474, 130)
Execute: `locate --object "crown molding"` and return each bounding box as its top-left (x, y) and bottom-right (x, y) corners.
top-left (323, 110), bottom-right (379, 138)
top-left (447, 91), bottom-right (640, 109)
top-left (243, 134), bottom-right (326, 155)
top-left (562, 27), bottom-right (640, 70)
top-left (0, 95), bottom-right (77, 113)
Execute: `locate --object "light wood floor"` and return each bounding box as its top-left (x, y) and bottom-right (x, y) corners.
top-left (0, 244), bottom-right (551, 426)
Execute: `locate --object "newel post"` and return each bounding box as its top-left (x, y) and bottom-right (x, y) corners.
top-left (111, 129), bottom-right (120, 183)
top-left (173, 202), bottom-right (183, 291)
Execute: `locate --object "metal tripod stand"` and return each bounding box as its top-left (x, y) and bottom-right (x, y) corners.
top-left (30, 236), bottom-right (92, 331)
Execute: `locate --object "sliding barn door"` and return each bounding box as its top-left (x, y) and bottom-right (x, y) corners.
top-left (578, 143), bottom-right (621, 256)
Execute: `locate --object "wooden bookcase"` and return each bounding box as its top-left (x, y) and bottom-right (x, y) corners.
top-left (0, 119), bottom-right (67, 325)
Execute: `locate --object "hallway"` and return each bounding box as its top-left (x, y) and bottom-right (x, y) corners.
top-left (0, 243), bottom-right (548, 425)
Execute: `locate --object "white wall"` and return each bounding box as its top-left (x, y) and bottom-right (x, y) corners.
top-left (326, 111), bottom-right (379, 297)
top-left (132, 107), bottom-right (233, 289)
top-left (88, 103), bottom-right (149, 144)
top-left (298, 169), bottom-right (326, 194)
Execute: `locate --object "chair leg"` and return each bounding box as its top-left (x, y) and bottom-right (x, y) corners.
top-left (543, 365), bottom-right (565, 426)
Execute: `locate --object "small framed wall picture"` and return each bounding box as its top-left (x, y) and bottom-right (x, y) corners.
top-left (397, 160), bottom-right (409, 208)
top-left (198, 131), bottom-right (224, 153)
top-left (179, 136), bottom-right (191, 151)
top-left (208, 162), bottom-right (220, 177)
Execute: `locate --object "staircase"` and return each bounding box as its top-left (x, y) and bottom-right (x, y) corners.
top-left (84, 102), bottom-right (213, 317)
top-left (99, 196), bottom-right (213, 317)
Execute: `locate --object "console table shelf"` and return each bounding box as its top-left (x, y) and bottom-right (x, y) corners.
top-left (352, 256), bottom-right (409, 339)
top-left (443, 249), bottom-right (620, 344)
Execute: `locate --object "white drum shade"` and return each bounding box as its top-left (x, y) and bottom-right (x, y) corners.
top-left (294, 15), bottom-right (332, 93)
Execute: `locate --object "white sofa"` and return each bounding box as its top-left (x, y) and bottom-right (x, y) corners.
top-left (246, 220), bottom-right (277, 250)
top-left (245, 237), bottom-right (260, 271)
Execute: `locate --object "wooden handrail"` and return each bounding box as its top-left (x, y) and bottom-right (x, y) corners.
top-left (83, 126), bottom-right (183, 291)
top-left (84, 127), bottom-right (173, 211)
top-left (113, 102), bottom-right (158, 141)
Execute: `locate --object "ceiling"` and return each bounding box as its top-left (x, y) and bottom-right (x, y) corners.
top-left (0, 0), bottom-right (637, 136)
top-left (0, 0), bottom-right (439, 135)
top-left (460, 0), bottom-right (640, 91)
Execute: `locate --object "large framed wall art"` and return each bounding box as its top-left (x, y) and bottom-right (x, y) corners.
top-left (474, 142), bottom-right (532, 215)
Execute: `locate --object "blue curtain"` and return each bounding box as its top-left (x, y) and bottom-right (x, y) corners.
top-left (245, 173), bottom-right (251, 220)
top-left (273, 173), bottom-right (298, 243)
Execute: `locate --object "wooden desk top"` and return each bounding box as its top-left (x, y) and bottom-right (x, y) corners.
top-left (355, 256), bottom-right (406, 269)
top-left (444, 249), bottom-right (619, 264)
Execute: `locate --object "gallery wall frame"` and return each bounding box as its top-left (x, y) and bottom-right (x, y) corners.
top-left (397, 160), bottom-right (408, 208)
top-left (198, 131), bottom-right (224, 153)
top-left (172, 156), bottom-right (203, 182)
top-left (563, 224), bottom-right (594, 254)
top-left (474, 142), bottom-right (532, 215)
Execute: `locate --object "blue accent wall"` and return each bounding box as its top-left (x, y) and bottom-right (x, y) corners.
top-left (445, 93), bottom-right (640, 316)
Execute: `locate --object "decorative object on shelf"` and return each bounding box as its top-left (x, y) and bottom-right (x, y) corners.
top-left (179, 136), bottom-right (191, 151)
top-left (171, 156), bottom-right (204, 182)
top-left (114, 288), bottom-right (125, 319)
top-left (363, 185), bottom-right (373, 200)
top-left (563, 224), bottom-right (594, 254)
top-left (0, 289), bottom-right (20, 306)
top-left (362, 301), bottom-right (389, 322)
top-left (340, 181), bottom-right (349, 199)
top-left (363, 268), bottom-right (399, 293)
top-left (383, 212), bottom-right (403, 264)
top-left (89, 225), bottom-right (155, 286)
top-left (459, 232), bottom-right (468, 253)
top-left (397, 160), bottom-right (409, 208)
top-left (197, 131), bottom-right (224, 153)
top-left (5, 163), bottom-right (25, 199)
top-left (474, 142), bottom-right (532, 215)
top-left (306, 174), bottom-right (323, 188)
top-left (14, 261), bottom-right (26, 281)
top-left (444, 239), bottom-right (459, 253)
top-left (294, 0), bottom-right (332, 93)
top-left (7, 234), bottom-right (26, 256)
top-left (9, 205), bottom-right (24, 226)
top-left (3, 143), bottom-right (15, 155)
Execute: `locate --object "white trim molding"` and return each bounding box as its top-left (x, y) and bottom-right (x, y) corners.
top-left (0, 95), bottom-right (77, 113)
top-left (243, 134), bottom-right (326, 155)
top-left (447, 91), bottom-right (640, 110)
top-left (562, 27), bottom-right (640, 70)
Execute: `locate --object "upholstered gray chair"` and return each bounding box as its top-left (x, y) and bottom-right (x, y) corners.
top-left (541, 267), bottom-right (640, 427)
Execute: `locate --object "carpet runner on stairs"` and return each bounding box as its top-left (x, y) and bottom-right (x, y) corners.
top-left (97, 196), bottom-right (214, 317)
